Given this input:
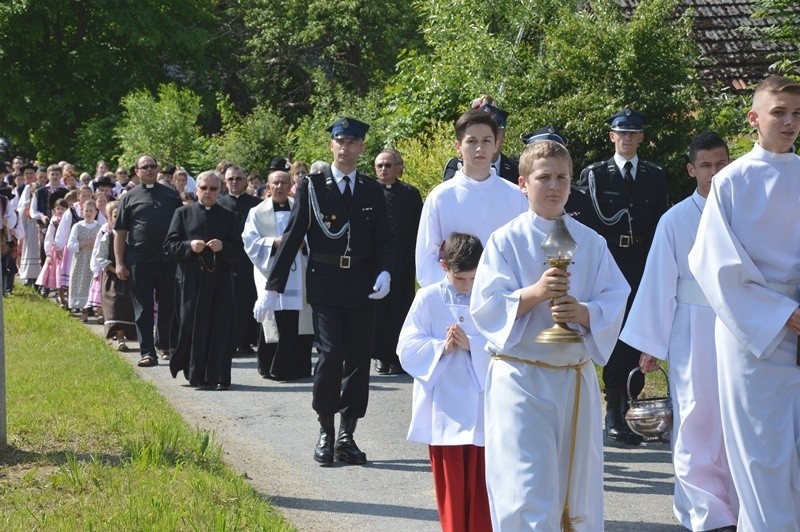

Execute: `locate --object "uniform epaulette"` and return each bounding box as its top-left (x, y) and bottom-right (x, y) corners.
top-left (640, 160), bottom-right (663, 171)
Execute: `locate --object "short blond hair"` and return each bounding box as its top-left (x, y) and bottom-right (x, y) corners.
top-left (518, 140), bottom-right (573, 178)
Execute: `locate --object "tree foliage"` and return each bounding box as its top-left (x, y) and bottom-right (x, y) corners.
top-left (0, 0), bottom-right (218, 160)
top-left (749, 0), bottom-right (800, 75)
top-left (116, 84), bottom-right (205, 169)
top-left (240, 0), bottom-right (423, 114)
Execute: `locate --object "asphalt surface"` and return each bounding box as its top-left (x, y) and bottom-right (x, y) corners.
top-left (84, 319), bottom-right (684, 531)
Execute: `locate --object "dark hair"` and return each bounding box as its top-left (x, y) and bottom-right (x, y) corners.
top-left (442, 232), bottom-right (484, 272)
top-left (687, 132), bottom-right (729, 163)
top-left (455, 110), bottom-right (499, 141)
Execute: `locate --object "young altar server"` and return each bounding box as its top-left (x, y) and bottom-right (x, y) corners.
top-left (688, 75), bottom-right (800, 531)
top-left (620, 132), bottom-right (738, 531)
top-left (398, 232), bottom-right (491, 532)
top-left (470, 140), bottom-right (629, 531)
top-left (415, 109), bottom-right (528, 287)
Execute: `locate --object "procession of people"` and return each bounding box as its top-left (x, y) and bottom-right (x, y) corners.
top-left (2, 75), bottom-right (799, 531)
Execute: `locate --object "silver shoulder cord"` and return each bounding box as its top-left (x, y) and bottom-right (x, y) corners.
top-left (306, 176), bottom-right (352, 253)
top-left (587, 169), bottom-right (634, 236)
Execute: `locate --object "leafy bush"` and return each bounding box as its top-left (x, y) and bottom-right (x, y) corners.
top-left (116, 83), bottom-right (206, 168)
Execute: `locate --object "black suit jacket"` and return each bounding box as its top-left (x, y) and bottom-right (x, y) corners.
top-left (577, 156), bottom-right (668, 293)
top-left (441, 153), bottom-right (519, 184)
top-left (266, 168), bottom-right (393, 308)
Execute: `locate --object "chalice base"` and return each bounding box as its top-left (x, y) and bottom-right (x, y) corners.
top-left (535, 323), bottom-right (584, 344)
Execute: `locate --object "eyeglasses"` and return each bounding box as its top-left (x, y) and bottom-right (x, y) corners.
top-left (376, 163), bottom-right (393, 169)
top-left (226, 176), bottom-right (243, 182)
top-left (138, 164), bottom-right (158, 170)
top-left (198, 186), bottom-right (219, 191)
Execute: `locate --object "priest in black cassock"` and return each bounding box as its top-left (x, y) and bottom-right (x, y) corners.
top-left (372, 149), bottom-right (423, 374)
top-left (164, 171), bottom-right (244, 390)
top-left (217, 164), bottom-right (263, 354)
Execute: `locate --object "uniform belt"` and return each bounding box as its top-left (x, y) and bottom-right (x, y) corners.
top-left (310, 252), bottom-right (368, 269)
top-left (602, 233), bottom-right (649, 248)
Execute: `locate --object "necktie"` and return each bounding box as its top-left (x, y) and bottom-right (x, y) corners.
top-left (341, 175), bottom-right (352, 208)
top-left (623, 161), bottom-right (634, 192)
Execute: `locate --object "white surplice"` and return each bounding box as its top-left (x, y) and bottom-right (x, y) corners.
top-left (688, 143), bottom-right (800, 532)
top-left (620, 191), bottom-right (737, 531)
top-left (470, 211), bottom-right (629, 531)
top-left (415, 169), bottom-right (528, 287)
top-left (242, 198), bottom-right (312, 342)
top-left (397, 280), bottom-right (490, 446)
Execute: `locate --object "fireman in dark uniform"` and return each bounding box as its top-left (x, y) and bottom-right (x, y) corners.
top-left (262, 117), bottom-right (393, 466)
top-left (578, 107), bottom-right (668, 445)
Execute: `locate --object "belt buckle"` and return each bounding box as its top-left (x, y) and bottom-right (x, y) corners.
top-left (618, 235), bottom-right (631, 248)
top-left (339, 255), bottom-right (351, 269)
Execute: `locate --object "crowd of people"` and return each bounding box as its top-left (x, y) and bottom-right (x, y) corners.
top-left (2, 74), bottom-right (799, 531)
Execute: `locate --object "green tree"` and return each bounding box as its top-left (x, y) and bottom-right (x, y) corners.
top-left (749, 0), bottom-right (800, 75)
top-left (0, 0), bottom-right (218, 161)
top-left (203, 97), bottom-right (290, 174)
top-left (116, 84), bottom-right (206, 169)
top-left (240, 0), bottom-right (424, 114)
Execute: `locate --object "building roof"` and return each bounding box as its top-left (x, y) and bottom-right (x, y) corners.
top-left (616, 0), bottom-right (799, 90)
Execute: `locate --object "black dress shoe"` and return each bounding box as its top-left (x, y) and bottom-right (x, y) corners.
top-left (387, 364), bottom-right (405, 375)
top-left (334, 437), bottom-right (367, 464)
top-left (234, 346), bottom-right (255, 356)
top-left (314, 416), bottom-right (335, 466)
top-left (335, 415), bottom-right (366, 464)
top-left (374, 360), bottom-right (390, 375)
top-left (214, 383), bottom-right (229, 391)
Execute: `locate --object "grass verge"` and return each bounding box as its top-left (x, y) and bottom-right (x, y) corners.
top-left (1, 288), bottom-right (294, 531)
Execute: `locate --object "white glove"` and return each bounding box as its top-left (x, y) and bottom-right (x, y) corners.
top-left (368, 271), bottom-right (391, 300)
top-left (253, 290), bottom-right (279, 322)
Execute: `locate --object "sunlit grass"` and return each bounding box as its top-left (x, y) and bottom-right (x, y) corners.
top-left (1, 288), bottom-right (293, 531)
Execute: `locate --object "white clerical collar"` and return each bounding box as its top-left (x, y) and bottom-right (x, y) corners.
top-left (203, 205), bottom-right (212, 211)
top-left (145, 183), bottom-right (154, 189)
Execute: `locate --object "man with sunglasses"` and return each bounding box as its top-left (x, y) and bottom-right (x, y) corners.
top-left (114, 154), bottom-right (182, 367)
top-left (218, 164), bottom-right (262, 356)
top-left (372, 149), bottom-right (422, 375)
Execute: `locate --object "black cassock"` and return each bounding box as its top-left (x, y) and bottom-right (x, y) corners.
top-left (373, 180), bottom-right (423, 365)
top-left (164, 203), bottom-right (243, 387)
top-left (217, 193), bottom-right (263, 352)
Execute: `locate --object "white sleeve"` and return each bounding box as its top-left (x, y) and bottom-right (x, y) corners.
top-left (67, 223), bottom-right (81, 253)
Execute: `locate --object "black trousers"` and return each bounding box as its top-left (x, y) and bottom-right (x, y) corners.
top-left (311, 304), bottom-right (374, 418)
top-left (602, 298), bottom-right (644, 397)
top-left (230, 268), bottom-right (259, 350)
top-left (257, 310), bottom-right (313, 379)
top-left (129, 261), bottom-right (177, 358)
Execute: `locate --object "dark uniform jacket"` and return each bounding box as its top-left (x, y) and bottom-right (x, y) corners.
top-left (577, 156), bottom-right (668, 293)
top-left (442, 153), bottom-right (519, 184)
top-left (266, 167), bottom-right (393, 308)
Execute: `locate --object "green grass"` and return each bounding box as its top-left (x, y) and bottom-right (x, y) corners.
top-left (1, 288), bottom-right (294, 531)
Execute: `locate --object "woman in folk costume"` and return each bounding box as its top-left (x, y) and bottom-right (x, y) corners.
top-left (67, 199), bottom-right (101, 320)
top-left (56, 188), bottom-right (92, 296)
top-left (91, 200), bottom-right (137, 351)
top-left (36, 198), bottom-right (68, 303)
top-left (398, 232), bottom-right (491, 532)
top-left (470, 141), bottom-right (629, 531)
top-left (244, 170), bottom-right (313, 381)
top-left (85, 191), bottom-right (110, 323)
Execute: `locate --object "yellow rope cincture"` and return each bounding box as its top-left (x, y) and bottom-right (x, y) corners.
top-left (491, 354), bottom-right (589, 531)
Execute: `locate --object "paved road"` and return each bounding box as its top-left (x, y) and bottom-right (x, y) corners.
top-left (87, 322), bottom-right (683, 531)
